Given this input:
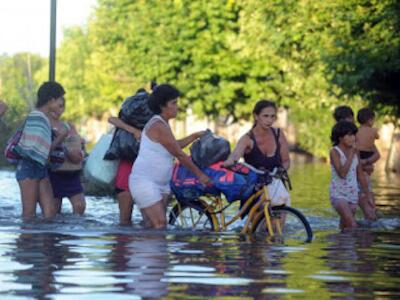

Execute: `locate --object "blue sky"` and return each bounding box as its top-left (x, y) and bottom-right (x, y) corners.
top-left (0, 0), bottom-right (96, 56)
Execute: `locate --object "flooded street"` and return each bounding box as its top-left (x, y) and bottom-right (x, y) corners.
top-left (0, 163), bottom-right (399, 299)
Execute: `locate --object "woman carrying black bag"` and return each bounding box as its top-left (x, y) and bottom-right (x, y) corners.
top-left (106, 87), bottom-right (155, 225)
top-left (108, 109), bottom-right (142, 225)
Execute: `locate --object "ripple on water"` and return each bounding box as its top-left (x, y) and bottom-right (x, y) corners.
top-left (262, 288), bottom-right (304, 294)
top-left (162, 276), bottom-right (253, 285)
top-left (49, 293), bottom-right (140, 300)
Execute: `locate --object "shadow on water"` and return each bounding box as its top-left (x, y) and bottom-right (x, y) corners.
top-left (0, 163), bottom-right (399, 299)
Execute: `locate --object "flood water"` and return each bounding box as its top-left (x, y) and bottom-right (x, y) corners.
top-left (0, 163), bottom-right (399, 299)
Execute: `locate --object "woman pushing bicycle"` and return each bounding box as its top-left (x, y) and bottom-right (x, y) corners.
top-left (169, 100), bottom-right (312, 241)
top-left (129, 84), bottom-right (212, 229)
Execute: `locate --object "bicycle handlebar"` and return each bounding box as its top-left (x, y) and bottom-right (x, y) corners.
top-left (226, 161), bottom-right (280, 176)
top-left (224, 161), bottom-right (291, 189)
top-left (237, 161), bottom-right (266, 175)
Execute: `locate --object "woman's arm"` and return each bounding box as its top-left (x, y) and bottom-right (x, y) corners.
top-left (64, 122), bottom-right (83, 163)
top-left (330, 147), bottom-right (356, 178)
top-left (108, 116), bottom-right (141, 140)
top-left (278, 129), bottom-right (290, 170)
top-left (66, 148), bottom-right (83, 164)
top-left (148, 122), bottom-right (211, 185)
top-left (223, 134), bottom-right (251, 167)
top-left (50, 125), bottom-right (68, 151)
top-left (177, 131), bottom-right (204, 148)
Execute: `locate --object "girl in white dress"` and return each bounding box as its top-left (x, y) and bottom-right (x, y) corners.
top-left (329, 121), bottom-right (370, 230)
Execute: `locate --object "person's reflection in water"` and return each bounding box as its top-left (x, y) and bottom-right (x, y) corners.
top-left (107, 232), bottom-right (169, 298)
top-left (324, 230), bottom-right (376, 296)
top-left (9, 232), bottom-right (80, 299)
top-left (214, 238), bottom-right (289, 298)
top-left (166, 234), bottom-right (288, 298)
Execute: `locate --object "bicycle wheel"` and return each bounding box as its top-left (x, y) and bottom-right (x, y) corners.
top-left (168, 201), bottom-right (215, 231)
top-left (252, 206), bottom-right (313, 243)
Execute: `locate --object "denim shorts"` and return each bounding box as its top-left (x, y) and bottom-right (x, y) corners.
top-left (16, 159), bottom-right (48, 181)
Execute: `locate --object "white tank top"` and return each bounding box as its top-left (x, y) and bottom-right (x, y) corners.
top-left (130, 115), bottom-right (174, 185)
top-left (329, 146), bottom-right (359, 204)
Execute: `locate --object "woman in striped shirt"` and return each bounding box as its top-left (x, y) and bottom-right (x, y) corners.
top-left (15, 81), bottom-right (67, 221)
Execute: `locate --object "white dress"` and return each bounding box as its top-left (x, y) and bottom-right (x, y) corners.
top-left (129, 115), bottom-right (174, 209)
top-left (329, 146), bottom-right (359, 205)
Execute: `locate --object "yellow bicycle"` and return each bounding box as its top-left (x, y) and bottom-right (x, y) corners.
top-left (168, 163), bottom-right (313, 243)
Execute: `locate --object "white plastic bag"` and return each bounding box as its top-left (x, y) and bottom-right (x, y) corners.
top-left (84, 134), bottom-right (119, 186)
top-left (267, 178), bottom-right (291, 206)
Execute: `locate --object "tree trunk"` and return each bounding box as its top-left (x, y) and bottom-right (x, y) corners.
top-left (386, 127), bottom-right (400, 174)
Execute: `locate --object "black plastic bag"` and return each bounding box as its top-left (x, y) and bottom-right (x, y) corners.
top-left (103, 128), bottom-right (140, 161)
top-left (190, 129), bottom-right (231, 169)
top-left (119, 91), bottom-right (154, 129)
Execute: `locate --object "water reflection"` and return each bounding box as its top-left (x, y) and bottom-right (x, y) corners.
top-left (107, 233), bottom-right (169, 298)
top-left (164, 234), bottom-right (297, 298)
top-left (7, 231), bottom-right (80, 299)
top-left (0, 164), bottom-right (399, 299)
top-left (321, 231), bottom-right (376, 297)
top-left (318, 230), bottom-right (400, 298)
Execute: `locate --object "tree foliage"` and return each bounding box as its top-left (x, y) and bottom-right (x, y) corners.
top-left (319, 0), bottom-right (400, 121)
top-left (0, 53), bottom-right (46, 164)
top-left (1, 0), bottom-right (399, 160)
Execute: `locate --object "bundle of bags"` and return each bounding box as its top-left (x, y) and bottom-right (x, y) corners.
top-left (171, 131), bottom-right (258, 204)
top-left (170, 161), bottom-right (259, 204)
top-left (104, 90), bottom-right (154, 161)
top-left (84, 90), bottom-right (154, 188)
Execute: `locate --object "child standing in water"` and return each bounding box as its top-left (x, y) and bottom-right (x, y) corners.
top-left (332, 105), bottom-right (378, 221)
top-left (356, 108), bottom-right (380, 168)
top-left (356, 108), bottom-right (380, 218)
top-left (329, 121), bottom-right (370, 230)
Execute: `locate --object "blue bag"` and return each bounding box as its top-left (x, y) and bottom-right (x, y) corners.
top-left (170, 162), bottom-right (258, 203)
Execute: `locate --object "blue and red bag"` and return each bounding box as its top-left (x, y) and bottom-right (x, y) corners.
top-left (207, 162), bottom-right (258, 202)
top-left (170, 162), bottom-right (220, 203)
top-left (4, 126), bottom-right (24, 165)
top-left (170, 161), bottom-right (259, 203)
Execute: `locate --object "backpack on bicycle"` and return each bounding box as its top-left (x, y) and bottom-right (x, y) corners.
top-left (170, 161), bottom-right (258, 203)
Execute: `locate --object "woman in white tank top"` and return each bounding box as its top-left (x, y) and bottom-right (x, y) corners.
top-left (129, 84), bottom-right (212, 229)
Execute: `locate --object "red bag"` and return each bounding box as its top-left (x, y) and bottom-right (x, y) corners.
top-left (4, 126), bottom-right (24, 164)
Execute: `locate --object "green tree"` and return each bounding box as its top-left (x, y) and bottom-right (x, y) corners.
top-left (320, 0), bottom-right (400, 121)
top-left (51, 0), bottom-right (398, 159)
top-left (91, 0), bottom-right (248, 118)
top-left (56, 26), bottom-right (96, 120)
top-left (0, 53), bottom-right (46, 165)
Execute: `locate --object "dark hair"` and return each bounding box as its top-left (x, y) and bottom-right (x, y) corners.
top-left (148, 84), bottom-right (180, 114)
top-left (357, 107), bottom-right (375, 124)
top-left (253, 99), bottom-right (277, 116)
top-left (252, 100), bottom-right (277, 127)
top-left (333, 105), bottom-right (354, 122)
top-left (330, 121), bottom-right (358, 146)
top-left (36, 81), bottom-right (65, 108)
